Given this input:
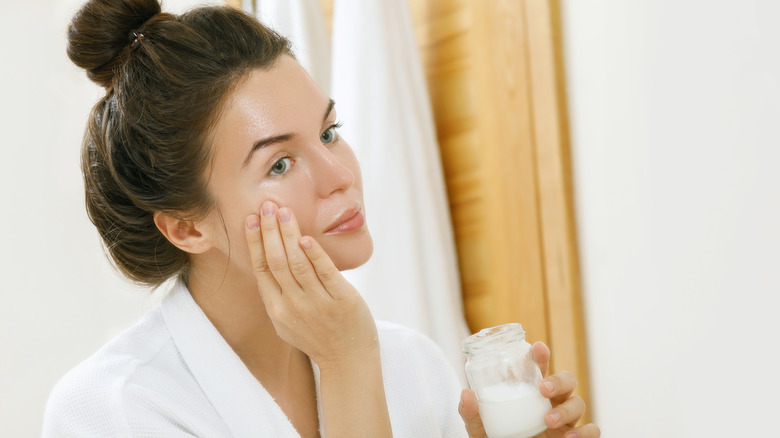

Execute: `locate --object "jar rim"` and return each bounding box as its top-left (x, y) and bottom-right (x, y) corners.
top-left (462, 323), bottom-right (526, 355)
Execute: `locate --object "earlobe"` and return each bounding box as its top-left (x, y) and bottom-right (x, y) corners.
top-left (153, 211), bottom-right (212, 254)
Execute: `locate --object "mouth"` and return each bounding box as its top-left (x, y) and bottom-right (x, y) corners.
top-left (324, 206), bottom-right (365, 235)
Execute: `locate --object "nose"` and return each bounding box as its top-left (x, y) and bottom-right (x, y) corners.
top-left (308, 142), bottom-right (355, 198)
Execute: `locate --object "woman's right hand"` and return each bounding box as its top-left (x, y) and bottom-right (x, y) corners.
top-left (243, 200), bottom-right (379, 370)
top-left (245, 201), bottom-right (392, 437)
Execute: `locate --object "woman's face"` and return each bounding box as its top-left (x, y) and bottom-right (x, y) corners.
top-left (201, 55), bottom-right (372, 276)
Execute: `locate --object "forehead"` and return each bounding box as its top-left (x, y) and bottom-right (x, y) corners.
top-left (211, 55), bottom-right (328, 147)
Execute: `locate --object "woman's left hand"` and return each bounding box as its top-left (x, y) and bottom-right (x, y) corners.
top-left (458, 342), bottom-right (600, 438)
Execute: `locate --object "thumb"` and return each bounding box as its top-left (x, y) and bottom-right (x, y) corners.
top-left (459, 389), bottom-right (487, 438)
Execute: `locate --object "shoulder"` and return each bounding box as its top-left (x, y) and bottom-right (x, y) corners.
top-left (375, 320), bottom-right (468, 437)
top-left (375, 320), bottom-right (450, 365)
top-left (375, 319), bottom-right (457, 376)
top-left (376, 320), bottom-right (438, 347)
top-left (42, 307), bottom-right (173, 436)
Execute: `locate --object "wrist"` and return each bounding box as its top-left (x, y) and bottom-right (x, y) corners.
top-left (317, 345), bottom-right (391, 438)
top-left (315, 343), bottom-right (381, 376)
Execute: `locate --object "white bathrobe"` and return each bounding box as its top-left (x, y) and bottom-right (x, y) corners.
top-left (42, 279), bottom-right (467, 437)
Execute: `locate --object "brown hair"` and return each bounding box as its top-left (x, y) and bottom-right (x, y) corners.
top-left (67, 0), bottom-right (292, 286)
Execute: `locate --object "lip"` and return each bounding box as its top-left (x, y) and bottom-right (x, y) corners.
top-left (324, 206), bottom-right (365, 235)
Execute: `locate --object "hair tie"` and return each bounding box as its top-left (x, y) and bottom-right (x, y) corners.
top-left (130, 31), bottom-right (146, 49)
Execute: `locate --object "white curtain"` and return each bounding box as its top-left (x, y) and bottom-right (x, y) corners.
top-left (247, 0), bottom-right (469, 383)
top-left (330, 0), bottom-right (469, 382)
top-left (249, 0), bottom-right (331, 93)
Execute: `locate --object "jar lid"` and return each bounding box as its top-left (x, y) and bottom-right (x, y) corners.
top-left (462, 323), bottom-right (526, 355)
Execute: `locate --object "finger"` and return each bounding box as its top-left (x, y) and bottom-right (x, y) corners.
top-left (244, 214), bottom-right (281, 303)
top-left (544, 395), bottom-right (585, 429)
top-left (571, 423), bottom-right (601, 438)
top-left (277, 207), bottom-right (327, 296)
top-left (532, 341), bottom-right (551, 377)
top-left (540, 370), bottom-right (578, 405)
top-left (458, 389), bottom-right (486, 438)
top-left (299, 235), bottom-right (351, 300)
top-left (259, 201), bottom-right (300, 291)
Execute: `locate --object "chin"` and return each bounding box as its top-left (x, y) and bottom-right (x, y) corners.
top-left (329, 231), bottom-right (373, 271)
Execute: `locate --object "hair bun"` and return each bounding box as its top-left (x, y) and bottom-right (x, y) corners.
top-left (67, 0), bottom-right (162, 88)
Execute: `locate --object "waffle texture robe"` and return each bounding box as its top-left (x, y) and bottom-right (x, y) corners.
top-left (43, 279), bottom-right (467, 437)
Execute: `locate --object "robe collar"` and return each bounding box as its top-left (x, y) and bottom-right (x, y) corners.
top-left (161, 277), bottom-right (307, 437)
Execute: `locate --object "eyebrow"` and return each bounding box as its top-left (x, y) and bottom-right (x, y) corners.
top-left (322, 98), bottom-right (336, 123)
top-left (241, 99), bottom-right (337, 168)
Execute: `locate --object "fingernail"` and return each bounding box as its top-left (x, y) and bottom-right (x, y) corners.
top-left (565, 432), bottom-right (578, 438)
top-left (543, 379), bottom-right (555, 393)
top-left (548, 411), bottom-right (561, 426)
top-left (262, 202), bottom-right (276, 217)
top-left (246, 216), bottom-right (260, 231)
top-left (300, 237), bottom-right (313, 250)
top-left (278, 208), bottom-right (291, 223)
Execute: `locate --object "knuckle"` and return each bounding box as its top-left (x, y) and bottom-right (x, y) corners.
top-left (317, 266), bottom-right (338, 282)
top-left (569, 396), bottom-right (586, 413)
top-left (306, 246), bottom-right (324, 261)
top-left (558, 396), bottom-right (585, 421)
top-left (288, 256), bottom-right (310, 277)
top-left (554, 370), bottom-right (577, 389)
top-left (567, 372), bottom-right (579, 388)
top-left (554, 403), bottom-right (570, 418)
top-left (253, 258), bottom-right (271, 274)
top-left (261, 219), bottom-right (277, 231)
top-left (268, 306), bottom-right (288, 322)
top-left (580, 423), bottom-right (600, 437)
top-left (289, 296), bottom-right (310, 314)
top-left (266, 254), bottom-right (287, 272)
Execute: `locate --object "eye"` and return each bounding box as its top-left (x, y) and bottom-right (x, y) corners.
top-left (270, 157), bottom-right (292, 175)
top-left (321, 122), bottom-right (342, 144)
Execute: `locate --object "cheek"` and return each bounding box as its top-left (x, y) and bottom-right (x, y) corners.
top-left (249, 183), bottom-right (319, 237)
top-left (211, 210), bottom-right (252, 265)
top-left (283, 198), bottom-right (318, 236)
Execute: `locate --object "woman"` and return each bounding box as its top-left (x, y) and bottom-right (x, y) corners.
top-left (44, 0), bottom-right (599, 437)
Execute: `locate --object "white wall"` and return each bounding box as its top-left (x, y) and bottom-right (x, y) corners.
top-left (0, 1), bottom-right (217, 436)
top-left (561, 0), bottom-right (780, 435)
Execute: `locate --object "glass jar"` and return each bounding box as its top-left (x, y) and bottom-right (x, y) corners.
top-left (462, 323), bottom-right (552, 438)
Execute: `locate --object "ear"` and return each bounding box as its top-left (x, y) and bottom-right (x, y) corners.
top-left (153, 211), bottom-right (213, 254)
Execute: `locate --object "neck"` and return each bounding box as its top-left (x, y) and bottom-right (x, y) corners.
top-left (185, 255), bottom-right (309, 386)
